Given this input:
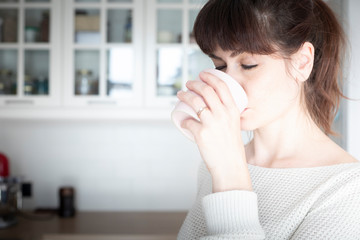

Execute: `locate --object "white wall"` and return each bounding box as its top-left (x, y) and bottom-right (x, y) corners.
top-left (346, 0), bottom-right (360, 160)
top-left (0, 120), bottom-right (201, 211)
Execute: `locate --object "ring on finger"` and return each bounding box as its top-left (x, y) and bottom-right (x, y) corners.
top-left (197, 106), bottom-right (209, 118)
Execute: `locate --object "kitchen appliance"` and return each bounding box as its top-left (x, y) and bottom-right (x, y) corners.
top-left (0, 153), bottom-right (22, 229)
top-left (0, 176), bottom-right (22, 228)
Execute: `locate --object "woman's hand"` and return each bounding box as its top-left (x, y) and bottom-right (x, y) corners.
top-left (176, 71), bottom-right (253, 192)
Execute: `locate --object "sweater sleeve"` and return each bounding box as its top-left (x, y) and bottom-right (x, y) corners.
top-left (200, 190), bottom-right (266, 240)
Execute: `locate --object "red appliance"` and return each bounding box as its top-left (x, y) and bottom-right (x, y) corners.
top-left (0, 153), bottom-right (9, 177)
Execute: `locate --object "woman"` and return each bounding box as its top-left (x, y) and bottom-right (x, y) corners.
top-left (176, 0), bottom-right (360, 239)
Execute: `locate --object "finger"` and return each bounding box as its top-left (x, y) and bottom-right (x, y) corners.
top-left (199, 71), bottom-right (238, 111)
top-left (176, 90), bottom-right (212, 120)
top-left (181, 117), bottom-right (201, 137)
top-left (185, 79), bottom-right (223, 112)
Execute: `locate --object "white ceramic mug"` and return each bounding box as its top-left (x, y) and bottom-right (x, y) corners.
top-left (171, 69), bottom-right (248, 142)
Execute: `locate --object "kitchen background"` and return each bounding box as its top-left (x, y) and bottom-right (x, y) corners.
top-left (0, 0), bottom-right (359, 213)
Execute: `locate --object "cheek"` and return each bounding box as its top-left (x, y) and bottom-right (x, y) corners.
top-left (241, 69), bottom-right (299, 127)
top-left (246, 68), bottom-right (298, 108)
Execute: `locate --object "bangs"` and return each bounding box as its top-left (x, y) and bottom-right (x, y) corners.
top-left (193, 0), bottom-right (276, 56)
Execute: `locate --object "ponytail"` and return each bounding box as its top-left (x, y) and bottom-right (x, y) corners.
top-left (304, 0), bottom-right (346, 135)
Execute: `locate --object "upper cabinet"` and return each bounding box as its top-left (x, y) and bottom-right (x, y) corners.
top-left (0, 0), bottom-right (62, 107)
top-left (0, 0), bottom-right (213, 118)
top-left (145, 0), bottom-right (213, 107)
top-left (63, 0), bottom-right (144, 107)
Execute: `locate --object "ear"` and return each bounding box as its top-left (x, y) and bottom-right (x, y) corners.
top-left (291, 42), bottom-right (314, 82)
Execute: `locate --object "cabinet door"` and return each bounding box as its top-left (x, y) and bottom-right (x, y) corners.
top-left (0, 0), bottom-right (61, 107)
top-left (145, 0), bottom-right (213, 108)
top-left (63, 0), bottom-right (143, 107)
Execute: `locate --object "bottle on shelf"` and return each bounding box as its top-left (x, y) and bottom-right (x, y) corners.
top-left (34, 75), bottom-right (48, 95)
top-left (124, 10), bottom-right (132, 43)
top-left (0, 73), bottom-right (4, 95)
top-left (0, 17), bottom-right (3, 42)
top-left (40, 10), bottom-right (49, 42)
top-left (24, 75), bottom-right (34, 95)
top-left (0, 69), bottom-right (14, 95)
top-left (3, 14), bottom-right (17, 42)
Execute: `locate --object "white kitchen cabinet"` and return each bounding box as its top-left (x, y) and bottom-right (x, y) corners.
top-left (0, 0), bottom-right (212, 118)
top-left (63, 0), bottom-right (144, 107)
top-left (0, 0), bottom-right (62, 107)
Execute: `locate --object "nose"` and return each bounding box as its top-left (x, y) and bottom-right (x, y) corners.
top-left (225, 69), bottom-right (245, 89)
top-left (221, 69), bottom-right (248, 112)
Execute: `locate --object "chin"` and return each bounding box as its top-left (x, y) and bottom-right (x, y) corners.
top-left (240, 114), bottom-right (260, 131)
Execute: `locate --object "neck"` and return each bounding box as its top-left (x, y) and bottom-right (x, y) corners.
top-left (245, 106), bottom-right (328, 168)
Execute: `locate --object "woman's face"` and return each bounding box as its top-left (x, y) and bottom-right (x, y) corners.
top-left (210, 49), bottom-right (302, 131)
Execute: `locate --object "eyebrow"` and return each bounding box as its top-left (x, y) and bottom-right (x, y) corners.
top-left (208, 53), bottom-right (222, 60)
top-left (208, 51), bottom-right (243, 60)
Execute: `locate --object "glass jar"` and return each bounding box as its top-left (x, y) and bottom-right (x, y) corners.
top-left (25, 26), bottom-right (39, 43)
top-left (75, 69), bottom-right (93, 95)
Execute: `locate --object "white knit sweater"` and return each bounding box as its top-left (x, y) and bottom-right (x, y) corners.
top-left (178, 161), bottom-right (360, 239)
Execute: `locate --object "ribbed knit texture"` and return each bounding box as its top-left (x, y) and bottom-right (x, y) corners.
top-left (178, 161), bottom-right (360, 239)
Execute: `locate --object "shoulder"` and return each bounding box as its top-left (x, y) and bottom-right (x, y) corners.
top-left (314, 138), bottom-right (359, 167)
top-left (328, 147), bottom-right (358, 165)
top-left (305, 134), bottom-right (358, 167)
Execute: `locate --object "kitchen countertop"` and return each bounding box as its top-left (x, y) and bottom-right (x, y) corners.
top-left (0, 211), bottom-right (187, 240)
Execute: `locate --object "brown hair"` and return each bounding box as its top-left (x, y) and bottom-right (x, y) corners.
top-left (193, 0), bottom-right (346, 135)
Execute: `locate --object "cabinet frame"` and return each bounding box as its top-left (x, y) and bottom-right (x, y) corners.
top-left (63, 0), bottom-right (144, 108)
top-left (0, 0), bottom-right (62, 107)
top-left (145, 0), bottom-right (209, 109)
top-left (0, 0), bottom-right (209, 120)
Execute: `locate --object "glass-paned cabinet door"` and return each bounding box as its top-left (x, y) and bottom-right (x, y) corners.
top-left (74, 50), bottom-right (99, 95)
top-left (64, 0), bottom-right (143, 107)
top-left (107, 48), bottom-right (135, 97)
top-left (24, 50), bottom-right (49, 95)
top-left (0, 8), bottom-right (18, 43)
top-left (146, 0), bottom-right (212, 107)
top-left (0, 49), bottom-right (17, 95)
top-left (24, 8), bottom-right (50, 43)
top-left (0, 0), bottom-right (61, 106)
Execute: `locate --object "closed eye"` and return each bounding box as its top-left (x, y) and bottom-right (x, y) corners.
top-left (215, 65), bottom-right (226, 71)
top-left (215, 64), bottom-right (258, 71)
top-left (242, 64), bottom-right (258, 70)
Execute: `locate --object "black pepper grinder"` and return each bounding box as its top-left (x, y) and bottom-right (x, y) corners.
top-left (58, 186), bottom-right (75, 218)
